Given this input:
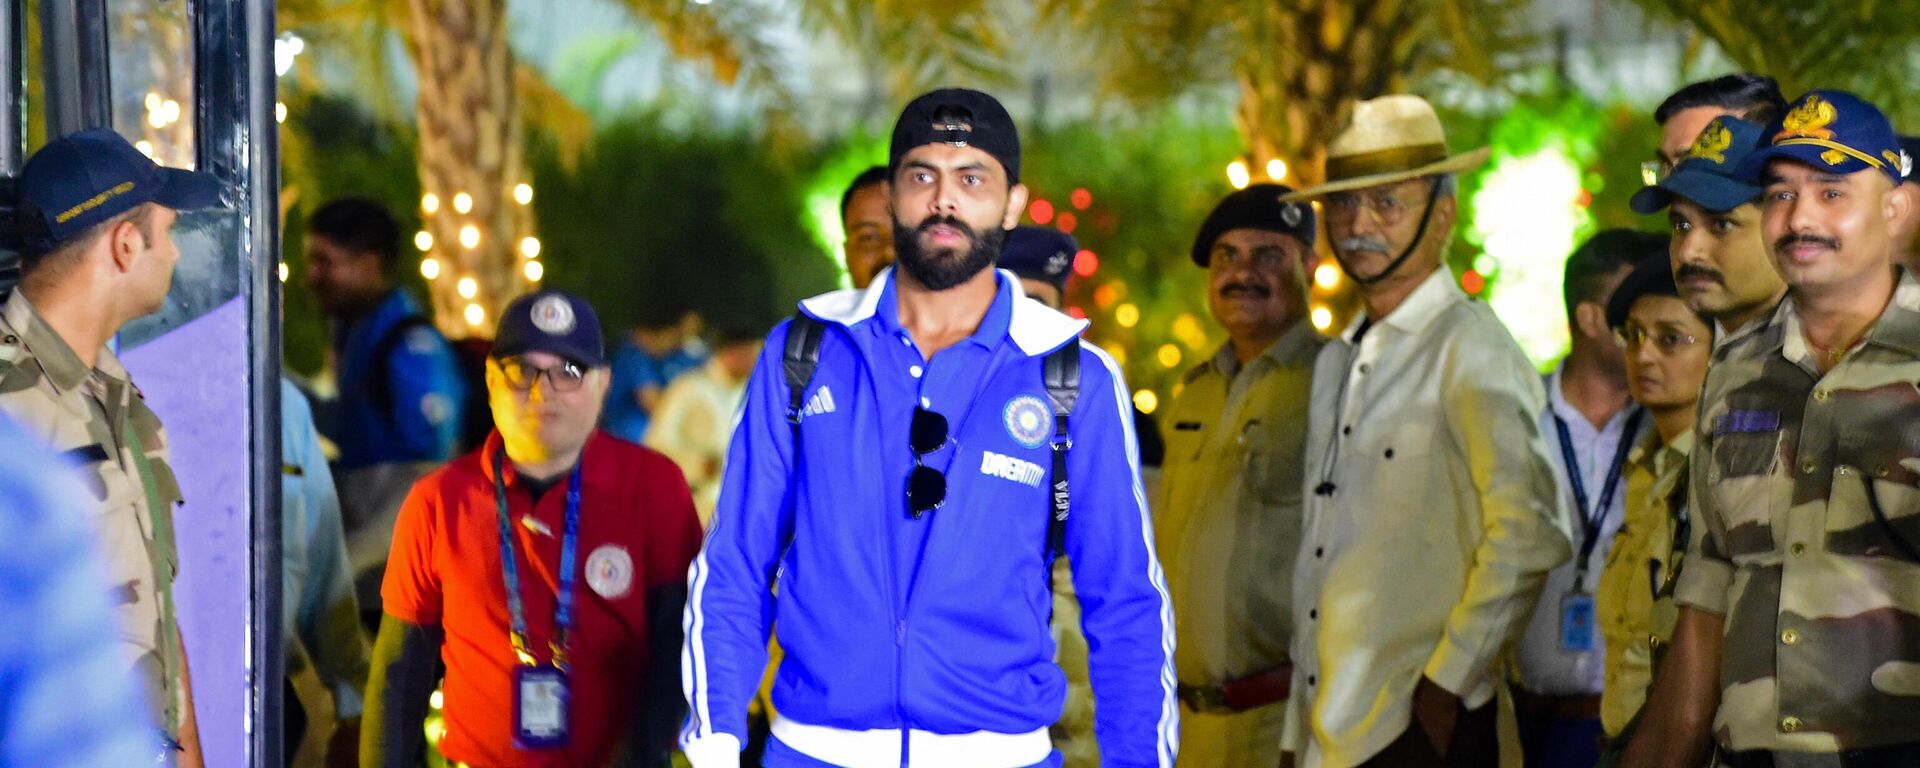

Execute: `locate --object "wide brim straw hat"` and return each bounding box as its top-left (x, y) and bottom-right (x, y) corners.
top-left (1280, 94), bottom-right (1490, 201)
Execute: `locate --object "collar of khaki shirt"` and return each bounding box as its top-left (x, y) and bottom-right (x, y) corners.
top-left (1719, 270), bottom-right (1920, 367)
top-left (1626, 424), bottom-right (1693, 480)
top-left (1, 291), bottom-right (134, 398)
top-left (1340, 266), bottom-right (1462, 344)
top-left (1202, 320), bottom-right (1320, 381)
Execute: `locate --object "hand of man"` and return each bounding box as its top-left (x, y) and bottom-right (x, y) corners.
top-left (326, 717), bottom-right (361, 768)
top-left (1411, 676), bottom-right (1461, 757)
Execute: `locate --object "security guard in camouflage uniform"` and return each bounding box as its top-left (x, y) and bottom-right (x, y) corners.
top-left (1621, 91), bottom-right (1920, 768)
top-left (0, 128), bottom-right (222, 766)
top-left (1155, 184), bottom-right (1319, 768)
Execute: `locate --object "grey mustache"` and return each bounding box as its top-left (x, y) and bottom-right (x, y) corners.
top-left (1337, 236), bottom-right (1392, 254)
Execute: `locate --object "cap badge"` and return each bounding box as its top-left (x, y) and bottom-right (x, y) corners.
top-left (1046, 250), bottom-right (1071, 277)
top-left (1822, 149), bottom-right (1848, 166)
top-left (1281, 203), bottom-right (1305, 227)
top-left (530, 295), bottom-right (576, 334)
top-left (1689, 121), bottom-right (1732, 163)
top-left (1777, 95), bottom-right (1838, 143)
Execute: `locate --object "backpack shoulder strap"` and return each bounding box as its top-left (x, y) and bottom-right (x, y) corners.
top-left (368, 314), bottom-right (436, 424)
top-left (1042, 341), bottom-right (1080, 561)
top-left (783, 313), bottom-right (827, 428)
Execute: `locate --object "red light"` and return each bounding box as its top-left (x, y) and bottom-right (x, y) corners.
top-left (1071, 188), bottom-right (1092, 210)
top-left (1073, 249), bottom-right (1098, 277)
top-left (1461, 269), bottom-right (1486, 295)
top-left (1029, 199), bottom-right (1055, 225)
top-left (1056, 212), bottom-right (1078, 233)
top-left (1575, 189), bottom-right (1592, 208)
top-left (1067, 306), bottom-right (1087, 319)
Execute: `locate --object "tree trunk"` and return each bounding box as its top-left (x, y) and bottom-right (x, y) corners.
top-left (403, 0), bottom-right (535, 337)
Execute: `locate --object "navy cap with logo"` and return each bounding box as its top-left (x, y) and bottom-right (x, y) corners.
top-left (15, 128), bottom-right (222, 253)
top-left (1736, 90), bottom-right (1906, 185)
top-left (999, 225), bottom-right (1076, 293)
top-left (1191, 183), bottom-right (1315, 266)
top-left (890, 88), bottom-right (1021, 184)
top-left (1630, 116), bottom-right (1767, 215)
top-left (493, 290), bottom-right (605, 367)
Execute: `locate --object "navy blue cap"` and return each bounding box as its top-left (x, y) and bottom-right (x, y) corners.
top-left (891, 88), bottom-right (1021, 183)
top-left (1736, 90), bottom-right (1905, 185)
top-left (1631, 116), bottom-right (1767, 214)
top-left (999, 226), bottom-right (1076, 292)
top-left (492, 290), bottom-right (605, 367)
top-left (1606, 253), bottom-right (1686, 329)
top-left (1192, 183), bottom-right (1315, 266)
top-left (15, 128), bottom-right (222, 253)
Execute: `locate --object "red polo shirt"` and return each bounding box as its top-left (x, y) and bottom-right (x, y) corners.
top-left (383, 431), bottom-right (702, 768)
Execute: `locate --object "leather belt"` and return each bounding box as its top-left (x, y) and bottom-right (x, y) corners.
top-left (1722, 742), bottom-right (1920, 768)
top-left (1177, 664), bottom-right (1292, 713)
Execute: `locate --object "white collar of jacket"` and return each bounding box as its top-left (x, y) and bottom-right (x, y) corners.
top-left (1342, 265), bottom-right (1464, 343)
top-left (798, 266), bottom-right (1090, 357)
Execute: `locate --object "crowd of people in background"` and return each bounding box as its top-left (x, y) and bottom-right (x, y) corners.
top-left (4, 69), bottom-right (1920, 768)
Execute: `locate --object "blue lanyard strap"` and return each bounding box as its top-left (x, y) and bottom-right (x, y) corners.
top-left (491, 450), bottom-right (585, 669)
top-left (1552, 407), bottom-right (1643, 591)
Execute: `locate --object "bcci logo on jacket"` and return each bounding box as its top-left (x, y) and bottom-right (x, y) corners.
top-left (1003, 395), bottom-right (1050, 449)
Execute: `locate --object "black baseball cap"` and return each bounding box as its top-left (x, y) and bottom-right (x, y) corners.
top-left (15, 128), bottom-right (222, 253)
top-left (890, 88), bottom-right (1021, 183)
top-left (492, 290), bottom-right (606, 367)
top-left (999, 226), bottom-right (1076, 293)
top-left (1191, 184), bottom-right (1315, 266)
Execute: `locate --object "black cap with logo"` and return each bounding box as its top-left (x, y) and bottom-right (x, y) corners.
top-left (890, 88), bottom-right (1022, 183)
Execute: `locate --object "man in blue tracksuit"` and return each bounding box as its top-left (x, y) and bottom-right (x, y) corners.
top-left (681, 89), bottom-right (1178, 768)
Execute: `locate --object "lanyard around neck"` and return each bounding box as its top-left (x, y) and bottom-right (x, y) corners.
top-left (1553, 407), bottom-right (1642, 591)
top-left (491, 449), bottom-right (584, 669)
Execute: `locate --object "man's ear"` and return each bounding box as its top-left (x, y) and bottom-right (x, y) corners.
top-left (1004, 183), bottom-right (1030, 230)
top-left (1573, 300), bottom-right (1611, 341)
top-left (106, 217), bottom-right (148, 274)
top-left (1887, 181), bottom-right (1916, 237)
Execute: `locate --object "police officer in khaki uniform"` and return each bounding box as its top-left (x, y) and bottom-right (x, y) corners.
top-left (0, 128), bottom-right (222, 766)
top-left (1622, 90), bottom-right (1920, 768)
top-left (1155, 184), bottom-right (1319, 768)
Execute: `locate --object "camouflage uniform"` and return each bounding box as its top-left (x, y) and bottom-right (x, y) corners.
top-left (0, 291), bottom-right (185, 736)
top-left (1155, 325), bottom-right (1319, 768)
top-left (1675, 272), bottom-right (1920, 752)
top-left (1596, 427), bottom-right (1691, 737)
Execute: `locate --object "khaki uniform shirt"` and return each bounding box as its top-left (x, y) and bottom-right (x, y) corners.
top-left (0, 292), bottom-right (184, 728)
top-left (1597, 427), bottom-right (1691, 737)
top-left (1155, 324), bottom-right (1319, 689)
top-left (1675, 272), bottom-right (1920, 751)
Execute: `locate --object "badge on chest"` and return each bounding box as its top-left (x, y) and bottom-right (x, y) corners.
top-left (513, 665), bottom-right (570, 748)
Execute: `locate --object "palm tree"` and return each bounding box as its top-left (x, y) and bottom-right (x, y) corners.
top-left (1035, 0), bottom-right (1530, 186)
top-left (280, 0), bottom-right (784, 335)
top-left (1626, 0), bottom-right (1920, 128)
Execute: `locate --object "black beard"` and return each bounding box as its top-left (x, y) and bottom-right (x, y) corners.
top-left (892, 216), bottom-right (1004, 291)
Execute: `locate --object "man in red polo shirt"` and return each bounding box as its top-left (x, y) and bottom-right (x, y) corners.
top-left (363, 290), bottom-right (702, 768)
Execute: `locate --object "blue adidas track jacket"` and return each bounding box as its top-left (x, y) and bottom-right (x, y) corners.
top-left (681, 270), bottom-right (1177, 767)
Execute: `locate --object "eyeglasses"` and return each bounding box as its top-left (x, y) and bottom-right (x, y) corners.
top-left (1640, 160), bottom-right (1669, 187)
top-left (497, 356), bottom-right (588, 392)
top-left (1324, 187), bottom-right (1428, 226)
top-left (1614, 326), bottom-right (1701, 353)
top-left (907, 407), bottom-right (949, 518)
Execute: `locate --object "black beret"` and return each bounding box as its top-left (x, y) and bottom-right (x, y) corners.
top-left (1605, 253), bottom-right (1684, 329)
top-left (999, 226), bottom-right (1077, 292)
top-left (1191, 184), bottom-right (1315, 266)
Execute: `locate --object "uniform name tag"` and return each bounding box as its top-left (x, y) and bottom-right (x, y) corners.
top-left (513, 665), bottom-right (570, 748)
top-left (1713, 409), bottom-right (1780, 435)
top-left (1560, 592), bottom-right (1596, 653)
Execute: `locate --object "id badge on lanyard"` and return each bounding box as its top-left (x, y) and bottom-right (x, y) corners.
top-left (493, 451), bottom-right (584, 750)
top-left (514, 665), bottom-right (571, 748)
top-left (1551, 409), bottom-right (1641, 654)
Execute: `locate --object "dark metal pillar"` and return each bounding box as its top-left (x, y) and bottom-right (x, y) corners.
top-left (40, 0), bottom-right (112, 135)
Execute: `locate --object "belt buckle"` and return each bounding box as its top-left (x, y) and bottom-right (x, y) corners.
top-left (1178, 683), bottom-right (1231, 713)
